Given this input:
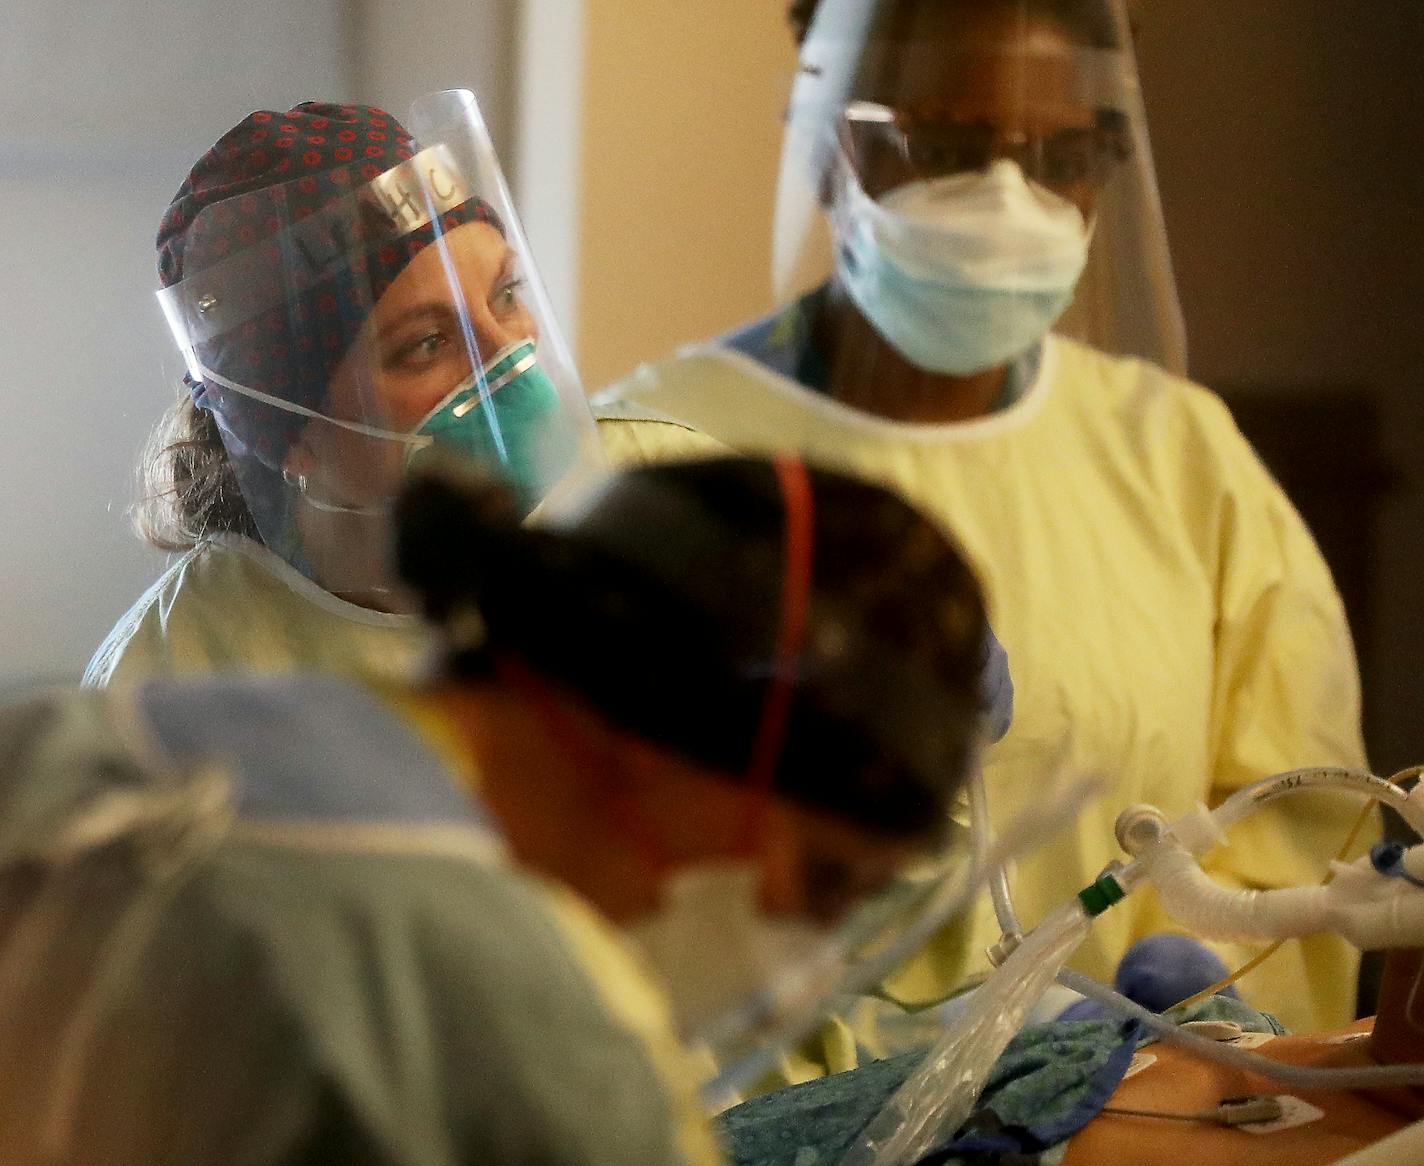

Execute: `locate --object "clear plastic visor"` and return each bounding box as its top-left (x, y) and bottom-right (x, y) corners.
top-left (772, 0), bottom-right (1186, 372)
top-left (156, 90), bottom-right (600, 607)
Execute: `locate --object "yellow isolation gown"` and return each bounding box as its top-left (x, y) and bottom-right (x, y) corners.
top-left (84, 416), bottom-right (723, 687)
top-left (593, 330), bottom-right (1367, 1033)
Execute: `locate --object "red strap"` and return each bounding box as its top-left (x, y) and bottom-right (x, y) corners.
top-left (739, 454), bottom-right (816, 853)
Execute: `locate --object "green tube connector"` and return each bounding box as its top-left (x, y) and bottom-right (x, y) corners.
top-left (1077, 872), bottom-right (1126, 917)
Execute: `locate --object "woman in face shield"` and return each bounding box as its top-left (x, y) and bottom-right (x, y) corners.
top-left (85, 94), bottom-right (721, 688)
top-left (595, 0), bottom-right (1366, 1033)
top-left (0, 455), bottom-right (989, 1166)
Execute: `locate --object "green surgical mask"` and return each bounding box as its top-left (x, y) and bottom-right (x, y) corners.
top-left (407, 338), bottom-right (576, 513)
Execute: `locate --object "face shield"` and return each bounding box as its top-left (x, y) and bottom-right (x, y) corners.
top-left (771, 0), bottom-right (1186, 378)
top-left (157, 90), bottom-right (600, 608)
top-left (694, 771), bottom-right (1099, 1109)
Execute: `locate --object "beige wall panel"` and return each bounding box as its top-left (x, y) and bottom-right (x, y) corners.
top-left (575, 2), bottom-right (799, 387)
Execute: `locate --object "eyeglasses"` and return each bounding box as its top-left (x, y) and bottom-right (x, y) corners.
top-left (840, 100), bottom-right (1132, 195)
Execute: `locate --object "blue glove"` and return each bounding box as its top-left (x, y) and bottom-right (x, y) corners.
top-left (1059, 932), bottom-right (1239, 1021)
top-left (1115, 933), bottom-right (1239, 1012)
top-left (979, 624), bottom-right (1014, 743)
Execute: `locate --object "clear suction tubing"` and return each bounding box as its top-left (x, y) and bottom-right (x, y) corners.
top-left (839, 898), bottom-right (1091, 1166)
top-left (838, 766), bottom-right (1424, 1166)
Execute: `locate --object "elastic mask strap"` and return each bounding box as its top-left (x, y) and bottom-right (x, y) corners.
top-left (739, 454), bottom-right (816, 855)
top-left (280, 468), bottom-right (393, 517)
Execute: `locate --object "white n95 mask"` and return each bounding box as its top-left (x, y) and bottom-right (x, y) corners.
top-left (623, 862), bottom-right (833, 1043)
top-left (833, 158), bottom-right (1090, 376)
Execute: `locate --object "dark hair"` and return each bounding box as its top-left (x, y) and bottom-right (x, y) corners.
top-left (788, 0), bottom-right (1120, 49)
top-left (135, 392), bottom-right (258, 552)
top-left (788, 0), bottom-right (820, 43)
top-left (396, 457), bottom-right (988, 838)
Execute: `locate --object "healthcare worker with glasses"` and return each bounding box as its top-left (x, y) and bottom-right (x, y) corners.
top-left (595, 0), bottom-right (1366, 1032)
top-left (85, 90), bottom-right (719, 687)
top-left (0, 454), bottom-right (993, 1165)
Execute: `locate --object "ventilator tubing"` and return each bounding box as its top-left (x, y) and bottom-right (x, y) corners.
top-left (845, 762), bottom-right (1424, 1166)
top-left (835, 763), bottom-right (1424, 1164)
top-left (1142, 841), bottom-right (1424, 950)
top-left (830, 767), bottom-right (1132, 1165)
top-left (1058, 968), bottom-right (1424, 1091)
top-left (1066, 763), bottom-right (1424, 1092)
top-left (969, 761), bottom-right (1022, 939)
top-left (1115, 767), bottom-right (1424, 860)
top-left (1127, 766), bottom-right (1424, 950)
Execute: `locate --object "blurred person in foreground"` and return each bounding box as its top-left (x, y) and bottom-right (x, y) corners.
top-left (0, 454), bottom-right (996, 1165)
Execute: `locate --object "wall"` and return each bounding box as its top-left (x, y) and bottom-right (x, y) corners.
top-left (512, 0), bottom-right (587, 341)
top-left (560, 0), bottom-right (799, 389)
top-left (1135, 1), bottom-right (1424, 769)
top-left (351, 0), bottom-right (517, 153)
top-left (0, 0), bottom-right (351, 685)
